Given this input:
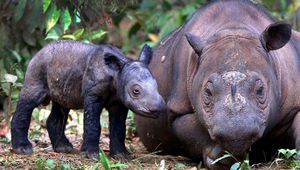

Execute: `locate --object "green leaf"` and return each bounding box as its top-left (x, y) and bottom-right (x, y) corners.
top-left (11, 51), bottom-right (22, 62)
top-left (45, 28), bottom-right (60, 40)
top-left (211, 153), bottom-right (233, 165)
top-left (91, 29), bottom-right (107, 40)
top-left (61, 163), bottom-right (71, 169)
top-left (46, 5), bottom-right (61, 33)
top-left (46, 159), bottom-right (55, 169)
top-left (26, 0), bottom-right (44, 32)
top-left (73, 28), bottom-right (85, 39)
top-left (74, 10), bottom-right (81, 23)
top-left (99, 149), bottom-right (110, 170)
top-left (61, 9), bottom-right (72, 33)
top-left (43, 0), bottom-right (51, 13)
top-left (230, 162), bottom-right (240, 170)
top-left (128, 22), bottom-right (141, 38)
top-left (91, 163), bottom-right (99, 170)
top-left (4, 74), bottom-right (18, 84)
top-left (110, 163), bottom-right (128, 168)
top-left (240, 160), bottom-right (252, 170)
top-left (13, 0), bottom-right (27, 23)
top-left (62, 34), bottom-right (76, 40)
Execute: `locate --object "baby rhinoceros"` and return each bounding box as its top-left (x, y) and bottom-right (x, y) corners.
top-left (11, 40), bottom-right (166, 158)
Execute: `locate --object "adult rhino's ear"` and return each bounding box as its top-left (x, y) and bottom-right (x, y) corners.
top-left (185, 32), bottom-right (206, 55)
top-left (138, 44), bottom-right (153, 65)
top-left (104, 52), bottom-right (129, 71)
top-left (260, 21), bottom-right (291, 51)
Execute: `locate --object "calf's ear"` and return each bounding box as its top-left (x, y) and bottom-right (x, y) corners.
top-left (139, 44), bottom-right (153, 65)
top-left (104, 53), bottom-right (128, 71)
top-left (260, 21), bottom-right (291, 51)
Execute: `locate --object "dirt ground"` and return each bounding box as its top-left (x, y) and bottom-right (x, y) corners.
top-left (0, 110), bottom-right (298, 170)
top-left (0, 110), bottom-right (199, 170)
top-left (0, 133), bottom-right (198, 169)
top-left (0, 131), bottom-right (296, 170)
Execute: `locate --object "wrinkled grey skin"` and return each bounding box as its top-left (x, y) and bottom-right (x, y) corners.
top-left (135, 0), bottom-right (300, 169)
top-left (11, 40), bottom-right (165, 159)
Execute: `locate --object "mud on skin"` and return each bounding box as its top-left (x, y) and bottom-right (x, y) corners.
top-left (11, 40), bottom-right (166, 159)
top-left (135, 0), bottom-right (300, 169)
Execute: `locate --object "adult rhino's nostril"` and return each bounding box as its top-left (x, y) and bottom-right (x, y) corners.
top-left (211, 124), bottom-right (260, 143)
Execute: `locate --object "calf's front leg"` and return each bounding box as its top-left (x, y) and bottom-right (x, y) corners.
top-left (81, 94), bottom-right (103, 159)
top-left (107, 103), bottom-right (129, 158)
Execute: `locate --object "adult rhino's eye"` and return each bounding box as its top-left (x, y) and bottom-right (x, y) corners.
top-left (203, 82), bottom-right (213, 106)
top-left (254, 79), bottom-right (267, 108)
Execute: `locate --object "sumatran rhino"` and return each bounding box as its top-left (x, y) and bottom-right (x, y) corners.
top-left (11, 40), bottom-right (165, 158)
top-left (135, 0), bottom-right (300, 168)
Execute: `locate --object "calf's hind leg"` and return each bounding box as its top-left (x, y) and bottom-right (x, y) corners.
top-left (11, 86), bottom-right (48, 154)
top-left (46, 102), bottom-right (76, 153)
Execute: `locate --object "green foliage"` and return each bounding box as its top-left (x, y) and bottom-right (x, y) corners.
top-left (212, 151), bottom-right (253, 170)
top-left (213, 149), bottom-right (300, 169)
top-left (93, 149), bottom-right (128, 170)
top-left (0, 157), bottom-right (19, 167)
top-left (113, 0), bottom-right (206, 53)
top-left (275, 149), bottom-right (300, 168)
top-left (35, 158), bottom-right (73, 170)
top-left (13, 0), bottom-right (27, 23)
top-left (61, 9), bottom-right (72, 33)
top-left (46, 4), bottom-right (61, 33)
top-left (278, 148), bottom-right (299, 159)
top-left (43, 0), bottom-right (52, 13)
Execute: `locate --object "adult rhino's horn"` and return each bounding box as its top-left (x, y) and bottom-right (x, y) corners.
top-left (260, 21), bottom-right (291, 51)
top-left (185, 32), bottom-right (206, 55)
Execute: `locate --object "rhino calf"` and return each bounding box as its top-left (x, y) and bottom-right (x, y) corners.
top-left (11, 40), bottom-right (165, 158)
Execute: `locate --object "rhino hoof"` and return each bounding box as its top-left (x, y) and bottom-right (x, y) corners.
top-left (83, 152), bottom-right (99, 160)
top-left (12, 146), bottom-right (33, 155)
top-left (111, 152), bottom-right (133, 160)
top-left (54, 145), bottom-right (78, 154)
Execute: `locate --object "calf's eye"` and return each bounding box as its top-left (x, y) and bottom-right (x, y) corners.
top-left (130, 84), bottom-right (142, 98)
top-left (133, 88), bottom-right (140, 95)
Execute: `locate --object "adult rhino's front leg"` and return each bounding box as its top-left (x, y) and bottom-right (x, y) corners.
top-left (291, 111), bottom-right (300, 158)
top-left (172, 114), bottom-right (234, 169)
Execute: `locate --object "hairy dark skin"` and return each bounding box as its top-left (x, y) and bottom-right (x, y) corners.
top-left (11, 40), bottom-right (165, 159)
top-left (135, 0), bottom-right (300, 169)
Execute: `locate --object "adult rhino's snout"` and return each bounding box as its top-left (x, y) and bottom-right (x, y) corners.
top-left (211, 126), bottom-right (261, 154)
top-left (208, 114), bottom-right (265, 156)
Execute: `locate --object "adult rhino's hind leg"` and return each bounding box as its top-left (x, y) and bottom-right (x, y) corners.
top-left (11, 86), bottom-right (48, 154)
top-left (46, 102), bottom-right (76, 153)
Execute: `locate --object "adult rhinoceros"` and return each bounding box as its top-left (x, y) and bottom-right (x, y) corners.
top-left (135, 0), bottom-right (300, 168)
